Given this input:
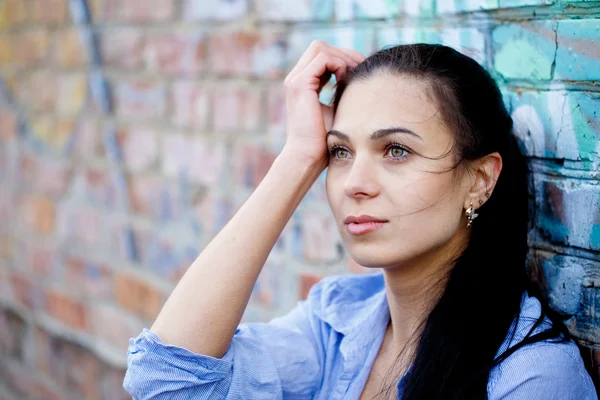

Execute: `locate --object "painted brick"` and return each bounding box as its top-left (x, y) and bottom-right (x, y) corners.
top-left (266, 86), bottom-right (286, 149)
top-left (89, 302), bottom-right (145, 352)
top-left (208, 31), bottom-right (286, 78)
top-left (0, 35), bottom-right (15, 66)
top-left (99, 366), bottom-right (130, 400)
top-left (555, 19), bottom-right (600, 81)
top-left (99, 28), bottom-right (145, 70)
top-left (437, 0), bottom-right (499, 13)
top-left (144, 32), bottom-right (206, 76)
top-left (232, 141), bottom-right (278, 189)
top-left (182, 0), bottom-right (248, 21)
top-left (212, 85), bottom-right (263, 132)
top-left (18, 241), bottom-right (59, 278)
top-left (71, 118), bottom-right (104, 159)
top-left (16, 29), bottom-right (52, 66)
top-left (115, 272), bottom-right (164, 321)
top-left (500, 0), bottom-right (554, 6)
top-left (77, 167), bottom-right (119, 208)
top-left (300, 211), bottom-right (342, 263)
top-left (162, 134), bottom-right (226, 185)
top-left (56, 73), bottom-right (88, 116)
top-left (53, 28), bottom-right (87, 68)
top-left (101, 0), bottom-right (175, 22)
top-left (114, 79), bottom-right (167, 121)
top-left (170, 81), bottom-right (209, 129)
top-left (0, 0), bottom-right (27, 29)
top-left (56, 206), bottom-right (105, 250)
top-left (64, 256), bottom-right (113, 300)
top-left (117, 127), bottom-right (159, 172)
top-left (335, 0), bottom-right (401, 20)
top-left (378, 27), bottom-right (486, 65)
top-left (288, 28), bottom-right (376, 70)
top-left (8, 272), bottom-right (44, 311)
top-left (250, 258), bottom-right (283, 308)
top-left (507, 89), bottom-right (600, 165)
top-left (46, 289), bottom-right (88, 330)
top-left (255, 0), bottom-right (333, 21)
top-left (192, 193), bottom-right (233, 239)
top-left (492, 20), bottom-right (557, 80)
top-left (1, 360), bottom-right (38, 398)
top-left (29, 0), bottom-right (69, 24)
top-left (20, 195), bottom-right (56, 235)
top-left (19, 151), bottom-right (73, 197)
top-left (569, 287), bottom-right (600, 345)
top-left (533, 175), bottom-right (600, 252)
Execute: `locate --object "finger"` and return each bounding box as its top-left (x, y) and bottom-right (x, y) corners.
top-left (301, 52), bottom-right (348, 87)
top-left (288, 40), bottom-right (358, 81)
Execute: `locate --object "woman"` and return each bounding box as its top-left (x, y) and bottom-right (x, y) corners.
top-left (123, 42), bottom-right (597, 399)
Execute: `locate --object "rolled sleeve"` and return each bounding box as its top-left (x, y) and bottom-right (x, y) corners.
top-left (123, 298), bottom-right (323, 400)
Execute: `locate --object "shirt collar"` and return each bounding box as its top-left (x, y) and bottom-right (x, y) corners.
top-left (313, 271), bottom-right (390, 339)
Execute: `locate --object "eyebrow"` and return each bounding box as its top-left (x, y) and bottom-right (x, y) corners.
top-left (326, 127), bottom-right (423, 142)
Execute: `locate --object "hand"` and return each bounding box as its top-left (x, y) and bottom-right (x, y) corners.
top-left (281, 40), bottom-right (365, 170)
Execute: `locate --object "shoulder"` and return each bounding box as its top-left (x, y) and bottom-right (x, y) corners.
top-left (488, 291), bottom-right (597, 399)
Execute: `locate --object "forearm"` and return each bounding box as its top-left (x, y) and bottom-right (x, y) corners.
top-left (150, 149), bottom-right (324, 357)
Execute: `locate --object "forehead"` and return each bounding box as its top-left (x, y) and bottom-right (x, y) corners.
top-left (332, 74), bottom-right (451, 141)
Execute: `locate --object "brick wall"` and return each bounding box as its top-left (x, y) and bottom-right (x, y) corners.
top-left (0, 0), bottom-right (598, 398)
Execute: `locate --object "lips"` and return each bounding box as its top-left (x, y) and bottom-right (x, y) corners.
top-left (344, 215), bottom-right (388, 236)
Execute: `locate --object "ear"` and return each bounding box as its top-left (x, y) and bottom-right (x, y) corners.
top-left (464, 152), bottom-right (503, 210)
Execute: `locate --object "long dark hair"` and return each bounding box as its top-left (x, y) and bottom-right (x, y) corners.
top-left (330, 44), bottom-right (576, 399)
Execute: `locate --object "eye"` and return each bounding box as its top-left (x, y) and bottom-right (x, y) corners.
top-left (384, 143), bottom-right (409, 160)
top-left (328, 145), bottom-right (350, 159)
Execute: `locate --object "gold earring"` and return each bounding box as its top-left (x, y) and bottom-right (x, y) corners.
top-left (465, 201), bottom-right (479, 228)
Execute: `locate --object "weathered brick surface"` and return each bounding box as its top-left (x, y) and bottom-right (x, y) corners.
top-left (1, 0), bottom-right (598, 395)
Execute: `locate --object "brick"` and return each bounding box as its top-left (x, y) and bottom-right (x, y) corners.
top-left (35, 330), bottom-right (101, 399)
top-left (212, 85), bottom-right (262, 132)
top-left (128, 176), bottom-right (184, 220)
top-left (21, 195), bottom-right (55, 235)
top-left (500, 0), bottom-right (554, 6)
top-left (71, 118), bottom-right (104, 159)
top-left (0, 187), bottom-right (16, 230)
top-left (117, 127), bottom-right (158, 171)
top-left (232, 141), bottom-right (277, 189)
top-left (100, 28), bottom-right (145, 70)
top-left (492, 20), bottom-right (557, 80)
top-left (64, 257), bottom-right (113, 300)
top-left (99, 366), bottom-right (130, 400)
top-left (288, 28), bottom-right (375, 71)
top-left (29, 116), bottom-right (76, 153)
top-left (170, 81), bottom-right (209, 129)
top-left (378, 27), bottom-right (486, 65)
top-left (266, 86), bottom-right (286, 149)
top-left (437, 0), bottom-right (498, 13)
top-left (114, 79), bottom-right (167, 121)
top-left (555, 20), bottom-right (600, 81)
top-left (46, 289), bottom-right (88, 330)
top-left (56, 206), bottom-right (105, 250)
top-left (144, 32), bottom-right (206, 76)
top-left (16, 29), bottom-right (51, 66)
top-left (52, 27), bottom-right (86, 68)
top-left (298, 272), bottom-right (323, 301)
top-left (1, 360), bottom-right (38, 398)
top-left (9, 272), bottom-right (44, 310)
top-left (0, 0), bottom-right (27, 29)
top-left (29, 0), bottom-right (69, 24)
top-left (208, 31), bottom-right (286, 78)
top-left (56, 73), bottom-right (88, 116)
top-left (22, 243), bottom-right (58, 278)
top-left (568, 287), bottom-right (600, 345)
top-left (102, 0), bottom-right (175, 22)
top-left (192, 193), bottom-right (233, 238)
top-left (250, 258), bottom-right (282, 308)
top-left (115, 272), bottom-right (164, 321)
top-left (17, 70), bottom-right (58, 112)
top-left (162, 134), bottom-right (226, 185)
top-left (0, 108), bottom-right (18, 139)
top-left (533, 175), bottom-right (600, 252)
top-left (89, 303), bottom-right (145, 352)
top-left (300, 212), bottom-right (342, 263)
top-left (335, 0), bottom-right (401, 20)
top-left (0, 234), bottom-right (12, 259)
top-left (0, 35), bottom-right (15, 66)
top-left (507, 90), bottom-right (600, 165)
top-left (182, 0), bottom-right (248, 21)
top-left (255, 0), bottom-right (333, 21)
top-left (0, 308), bottom-right (26, 358)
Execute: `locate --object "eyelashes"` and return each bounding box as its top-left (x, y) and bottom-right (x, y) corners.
top-left (327, 141), bottom-right (411, 162)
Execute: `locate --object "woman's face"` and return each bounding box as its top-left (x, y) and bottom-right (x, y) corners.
top-left (326, 74), bottom-right (472, 270)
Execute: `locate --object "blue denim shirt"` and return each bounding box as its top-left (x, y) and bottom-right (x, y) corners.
top-left (123, 271), bottom-right (597, 399)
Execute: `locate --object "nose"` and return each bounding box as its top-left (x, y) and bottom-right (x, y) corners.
top-left (343, 154), bottom-right (380, 199)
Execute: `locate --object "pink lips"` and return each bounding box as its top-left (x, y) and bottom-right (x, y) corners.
top-left (344, 215), bottom-right (388, 236)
